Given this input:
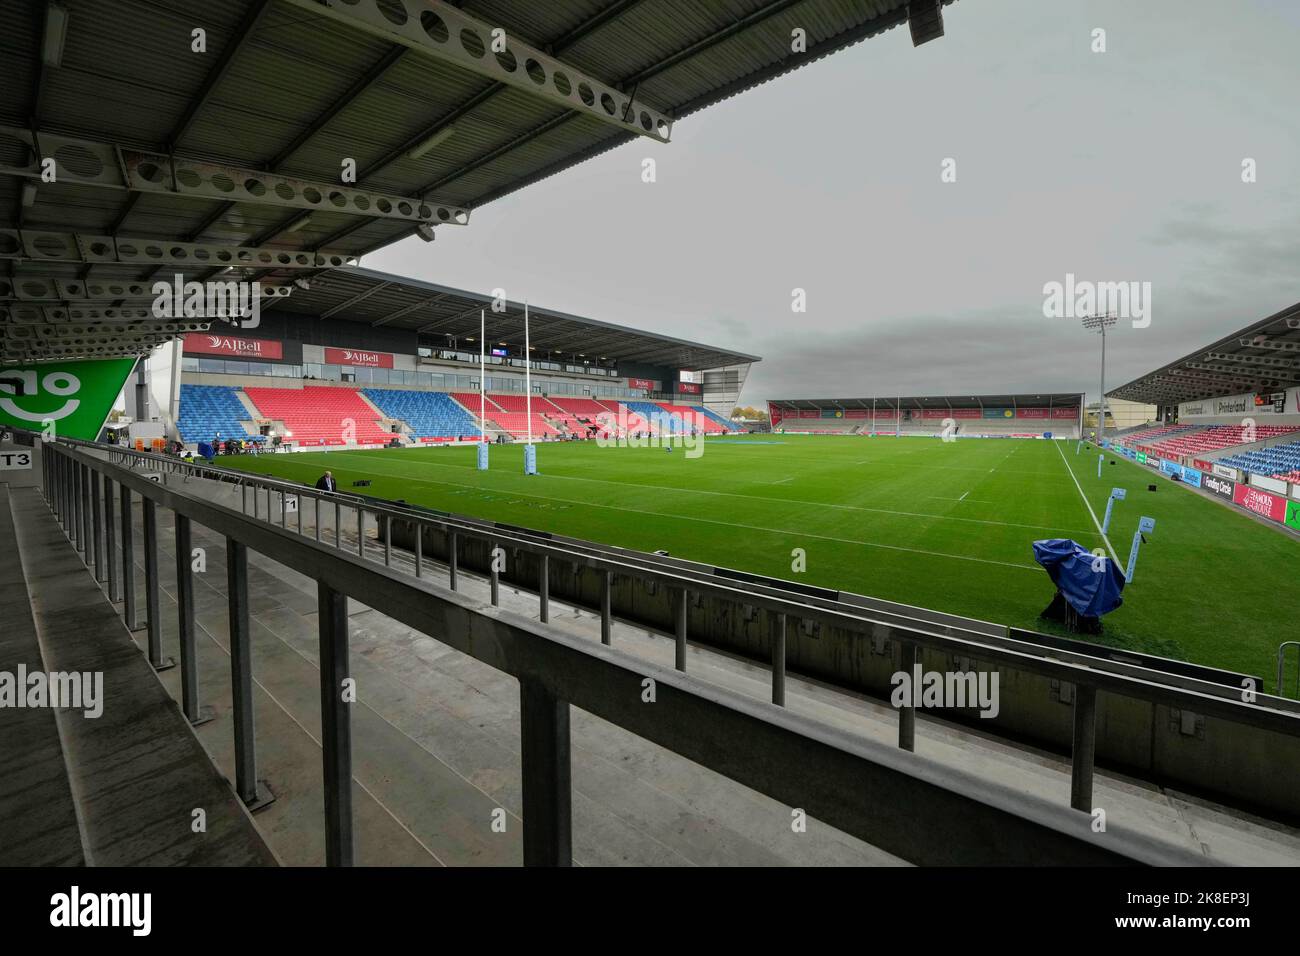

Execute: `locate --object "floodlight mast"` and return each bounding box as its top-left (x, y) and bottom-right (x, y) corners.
top-left (1082, 313), bottom-right (1118, 439)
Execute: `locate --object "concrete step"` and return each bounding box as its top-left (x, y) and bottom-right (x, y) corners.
top-left (0, 484), bottom-right (85, 866)
top-left (9, 486), bottom-right (277, 866)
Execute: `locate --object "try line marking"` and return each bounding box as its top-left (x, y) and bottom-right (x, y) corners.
top-left (1054, 440), bottom-right (1121, 565)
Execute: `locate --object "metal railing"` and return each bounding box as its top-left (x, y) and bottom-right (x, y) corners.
top-left (30, 436), bottom-right (1235, 865)
top-left (57, 439), bottom-right (1300, 806)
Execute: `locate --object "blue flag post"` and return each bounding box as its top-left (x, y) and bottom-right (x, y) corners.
top-left (1126, 516), bottom-right (1156, 582)
top-left (1101, 486), bottom-right (1126, 534)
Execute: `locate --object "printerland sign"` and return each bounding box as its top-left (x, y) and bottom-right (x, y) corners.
top-left (324, 347), bottom-right (394, 369)
top-left (183, 333), bottom-right (283, 360)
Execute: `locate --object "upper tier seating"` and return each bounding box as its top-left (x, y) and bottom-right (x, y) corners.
top-left (177, 384), bottom-right (259, 444)
top-left (1115, 424), bottom-right (1197, 449)
top-left (1147, 424), bottom-right (1300, 458)
top-left (362, 388), bottom-right (481, 441)
top-left (243, 386), bottom-right (392, 446)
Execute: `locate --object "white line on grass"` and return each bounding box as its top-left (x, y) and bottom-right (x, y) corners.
top-left (1054, 440), bottom-right (1121, 564)
top-left (317, 454), bottom-right (1043, 571)
top-left (959, 490), bottom-right (969, 501)
top-left (328, 451), bottom-right (1096, 537)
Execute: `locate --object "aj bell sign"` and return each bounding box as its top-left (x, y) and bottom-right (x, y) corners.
top-left (0, 358), bottom-right (136, 441)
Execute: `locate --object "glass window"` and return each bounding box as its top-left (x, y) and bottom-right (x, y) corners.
top-left (181, 356), bottom-right (199, 372)
top-left (198, 358), bottom-right (225, 373)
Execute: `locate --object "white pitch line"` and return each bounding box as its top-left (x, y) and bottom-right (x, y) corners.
top-left (772, 476), bottom-right (795, 484)
top-left (325, 451), bottom-right (1094, 535)
top-left (314, 454), bottom-right (1043, 570)
top-left (959, 490), bottom-right (969, 501)
top-left (1054, 440), bottom-right (1121, 564)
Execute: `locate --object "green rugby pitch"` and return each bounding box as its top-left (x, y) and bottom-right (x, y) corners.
top-left (218, 435), bottom-right (1298, 683)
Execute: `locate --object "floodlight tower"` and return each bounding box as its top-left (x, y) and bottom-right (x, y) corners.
top-left (1082, 312), bottom-right (1118, 439)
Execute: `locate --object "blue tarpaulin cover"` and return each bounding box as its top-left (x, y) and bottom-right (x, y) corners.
top-left (197, 441), bottom-right (215, 460)
top-left (1032, 538), bottom-right (1126, 618)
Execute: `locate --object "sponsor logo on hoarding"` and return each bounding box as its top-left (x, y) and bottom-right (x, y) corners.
top-left (323, 347), bottom-right (393, 368)
top-left (1286, 501), bottom-right (1300, 531)
top-left (1234, 484), bottom-right (1287, 522)
top-left (628, 377), bottom-right (658, 391)
top-left (1203, 474), bottom-right (1234, 499)
top-left (677, 381), bottom-right (702, 395)
top-left (183, 333), bottom-right (283, 360)
top-left (0, 359), bottom-right (136, 441)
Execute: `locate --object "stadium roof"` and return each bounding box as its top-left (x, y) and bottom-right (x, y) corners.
top-left (1, 0), bottom-right (955, 363)
top-left (275, 265), bottom-right (760, 369)
top-left (1108, 300), bottom-right (1300, 407)
top-left (769, 393), bottom-right (1083, 410)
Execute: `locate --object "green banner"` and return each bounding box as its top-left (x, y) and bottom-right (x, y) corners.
top-left (1286, 501), bottom-right (1300, 532)
top-left (0, 358), bottom-right (136, 441)
top-left (1136, 451), bottom-right (1147, 464)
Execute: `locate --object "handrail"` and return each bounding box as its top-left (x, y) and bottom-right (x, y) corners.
top-left (37, 437), bottom-right (1214, 866)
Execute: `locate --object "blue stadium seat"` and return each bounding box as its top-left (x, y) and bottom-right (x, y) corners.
top-left (362, 389), bottom-right (479, 439)
top-left (177, 384), bottom-right (257, 444)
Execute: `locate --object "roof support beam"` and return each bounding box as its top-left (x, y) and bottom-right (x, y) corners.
top-left (320, 281), bottom-right (392, 318)
top-left (372, 292), bottom-right (450, 327)
top-left (278, 0), bottom-right (672, 143)
top-left (0, 228), bottom-right (357, 270)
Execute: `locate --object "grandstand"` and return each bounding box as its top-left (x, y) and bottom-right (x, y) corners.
top-left (8, 0), bottom-right (1300, 889)
top-left (768, 395), bottom-right (1084, 438)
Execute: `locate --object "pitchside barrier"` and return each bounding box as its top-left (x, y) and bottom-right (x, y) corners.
top-left (32, 434), bottom-right (1300, 828)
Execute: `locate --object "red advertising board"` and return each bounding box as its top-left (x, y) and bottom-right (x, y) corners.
top-left (1016, 407), bottom-right (1049, 419)
top-left (921, 409), bottom-right (949, 419)
top-left (798, 409), bottom-right (819, 419)
top-left (677, 381), bottom-right (701, 395)
top-left (951, 408), bottom-right (981, 419)
top-left (1051, 407), bottom-right (1080, 419)
top-left (844, 409), bottom-right (870, 419)
top-left (183, 333), bottom-right (283, 360)
top-left (1233, 484), bottom-right (1287, 522)
top-left (627, 377), bottom-right (658, 391)
top-left (1193, 459), bottom-right (1213, 472)
top-left (324, 347), bottom-right (394, 368)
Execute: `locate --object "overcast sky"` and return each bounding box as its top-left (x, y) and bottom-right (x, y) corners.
top-left (368, 0), bottom-right (1300, 407)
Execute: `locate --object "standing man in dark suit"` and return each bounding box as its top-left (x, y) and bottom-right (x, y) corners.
top-left (315, 470), bottom-right (337, 492)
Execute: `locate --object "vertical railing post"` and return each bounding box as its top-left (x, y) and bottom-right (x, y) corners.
top-left (897, 639), bottom-right (918, 751)
top-left (317, 582), bottom-right (354, 867)
top-left (91, 470), bottom-right (105, 583)
top-left (383, 514), bottom-right (391, 566)
top-left (142, 499), bottom-right (172, 670)
top-left (449, 530), bottom-right (458, 590)
top-left (334, 500), bottom-right (341, 548)
top-left (772, 610), bottom-right (787, 706)
top-left (674, 587), bottom-right (688, 672)
top-left (490, 539), bottom-right (500, 606)
top-left (356, 506), bottom-right (365, 559)
top-left (519, 678), bottom-right (572, 867)
top-left (73, 460), bottom-right (85, 551)
top-left (414, 523), bottom-right (423, 578)
top-left (175, 513), bottom-right (206, 724)
top-left (121, 485), bottom-right (141, 630)
top-left (600, 570), bottom-right (612, 645)
top-left (227, 538), bottom-right (268, 808)
top-left (539, 554), bottom-right (549, 623)
top-left (314, 495), bottom-right (321, 542)
top-left (1070, 684), bottom-right (1097, 813)
top-left (104, 478), bottom-right (118, 601)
